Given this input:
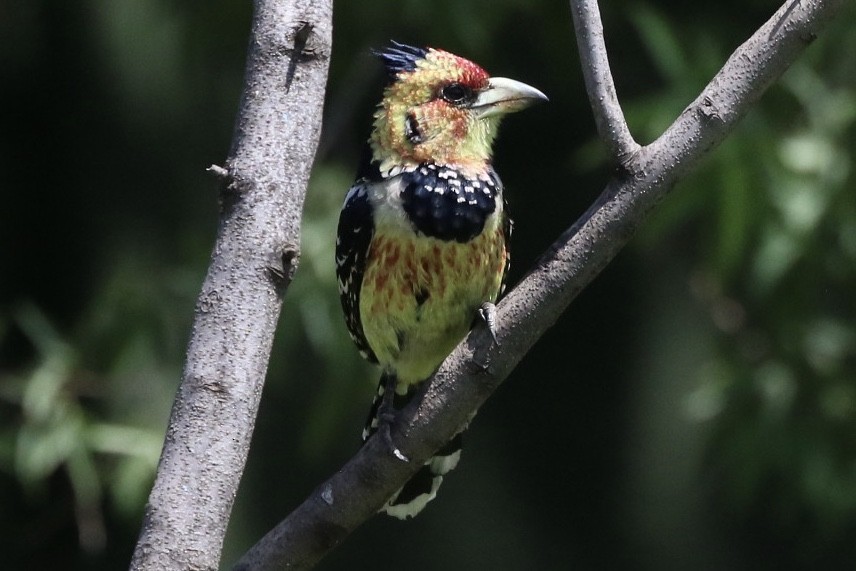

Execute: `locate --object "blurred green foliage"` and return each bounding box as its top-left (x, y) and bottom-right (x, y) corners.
top-left (1, 0), bottom-right (854, 569)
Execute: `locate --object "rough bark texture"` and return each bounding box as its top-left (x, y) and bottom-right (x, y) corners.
top-left (233, 0), bottom-right (845, 569)
top-left (570, 0), bottom-right (639, 164)
top-left (129, 1), bottom-right (332, 569)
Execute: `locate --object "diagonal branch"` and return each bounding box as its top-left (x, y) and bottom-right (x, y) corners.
top-left (233, 0), bottom-right (846, 569)
top-left (129, 1), bottom-right (332, 569)
top-left (570, 0), bottom-right (640, 166)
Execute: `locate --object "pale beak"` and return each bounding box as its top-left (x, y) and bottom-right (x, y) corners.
top-left (473, 77), bottom-right (549, 118)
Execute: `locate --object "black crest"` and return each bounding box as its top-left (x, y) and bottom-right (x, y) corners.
top-left (373, 41), bottom-right (428, 78)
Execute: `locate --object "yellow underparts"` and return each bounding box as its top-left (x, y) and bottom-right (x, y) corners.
top-left (360, 226), bottom-right (506, 389)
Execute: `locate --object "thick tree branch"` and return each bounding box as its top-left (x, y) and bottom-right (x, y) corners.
top-left (233, 0), bottom-right (845, 569)
top-left (570, 0), bottom-right (640, 166)
top-left (129, 1), bottom-right (332, 569)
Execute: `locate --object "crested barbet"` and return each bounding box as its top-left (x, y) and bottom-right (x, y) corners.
top-left (335, 42), bottom-right (547, 519)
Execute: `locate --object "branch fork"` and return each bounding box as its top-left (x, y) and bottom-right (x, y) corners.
top-left (131, 0), bottom-right (847, 569)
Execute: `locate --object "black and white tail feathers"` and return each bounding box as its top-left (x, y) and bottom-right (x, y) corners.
top-left (363, 373), bottom-right (463, 519)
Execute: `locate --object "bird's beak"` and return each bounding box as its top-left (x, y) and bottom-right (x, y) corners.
top-left (473, 77), bottom-right (548, 118)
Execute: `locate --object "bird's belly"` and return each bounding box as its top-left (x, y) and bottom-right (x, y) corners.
top-left (360, 228), bottom-right (506, 386)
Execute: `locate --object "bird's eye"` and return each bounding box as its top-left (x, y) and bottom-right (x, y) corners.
top-left (440, 83), bottom-right (473, 105)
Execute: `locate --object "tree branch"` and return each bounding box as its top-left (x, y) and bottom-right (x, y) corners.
top-left (129, 1), bottom-right (332, 569)
top-left (570, 0), bottom-right (640, 166)
top-left (233, 0), bottom-right (845, 568)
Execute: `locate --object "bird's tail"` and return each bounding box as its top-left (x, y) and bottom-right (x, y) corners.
top-left (362, 372), bottom-right (463, 519)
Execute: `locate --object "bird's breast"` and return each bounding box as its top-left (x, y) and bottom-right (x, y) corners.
top-left (359, 223), bottom-right (507, 384)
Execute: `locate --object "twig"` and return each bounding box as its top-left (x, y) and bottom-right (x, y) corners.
top-left (233, 0), bottom-right (845, 569)
top-left (128, 1), bottom-right (332, 570)
top-left (570, 0), bottom-right (639, 167)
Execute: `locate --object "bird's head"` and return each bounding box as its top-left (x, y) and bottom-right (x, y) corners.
top-left (369, 42), bottom-right (547, 176)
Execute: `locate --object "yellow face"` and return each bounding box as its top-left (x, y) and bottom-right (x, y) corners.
top-left (370, 48), bottom-right (546, 176)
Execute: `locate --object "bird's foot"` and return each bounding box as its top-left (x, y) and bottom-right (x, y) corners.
top-left (471, 302), bottom-right (499, 372)
top-left (376, 382), bottom-right (409, 463)
top-left (477, 302), bottom-right (499, 345)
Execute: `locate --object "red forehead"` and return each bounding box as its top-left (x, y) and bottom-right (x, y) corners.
top-left (426, 48), bottom-right (490, 88)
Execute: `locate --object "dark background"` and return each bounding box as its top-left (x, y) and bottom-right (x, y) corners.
top-left (2, 0), bottom-right (856, 569)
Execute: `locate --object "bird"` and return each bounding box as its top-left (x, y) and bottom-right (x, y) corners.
top-left (335, 41), bottom-right (547, 519)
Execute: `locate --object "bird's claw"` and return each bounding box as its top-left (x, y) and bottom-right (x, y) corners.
top-left (378, 421), bottom-right (409, 463)
top-left (477, 302), bottom-right (499, 345)
top-left (471, 302), bottom-right (499, 372)
top-left (376, 382), bottom-right (409, 463)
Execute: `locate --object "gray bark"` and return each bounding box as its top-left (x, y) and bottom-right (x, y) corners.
top-left (129, 1), bottom-right (332, 569)
top-left (233, 0), bottom-right (846, 569)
